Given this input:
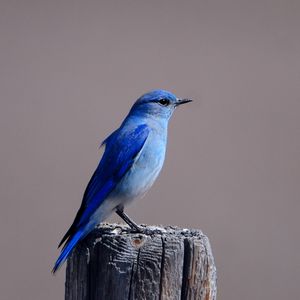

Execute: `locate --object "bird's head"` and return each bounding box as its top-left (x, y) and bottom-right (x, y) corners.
top-left (129, 90), bottom-right (192, 121)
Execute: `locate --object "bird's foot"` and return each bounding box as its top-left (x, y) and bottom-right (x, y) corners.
top-left (127, 226), bottom-right (144, 234)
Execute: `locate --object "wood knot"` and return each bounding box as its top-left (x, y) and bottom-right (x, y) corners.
top-left (130, 235), bottom-right (146, 249)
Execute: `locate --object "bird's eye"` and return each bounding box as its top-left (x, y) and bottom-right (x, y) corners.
top-left (158, 99), bottom-right (170, 106)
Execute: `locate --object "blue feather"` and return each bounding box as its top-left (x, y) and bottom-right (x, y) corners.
top-left (52, 229), bottom-right (84, 273)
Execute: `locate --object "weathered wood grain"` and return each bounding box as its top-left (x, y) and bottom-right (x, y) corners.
top-left (65, 224), bottom-right (217, 300)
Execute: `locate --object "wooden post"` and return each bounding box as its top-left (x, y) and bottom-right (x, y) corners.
top-left (65, 224), bottom-right (217, 300)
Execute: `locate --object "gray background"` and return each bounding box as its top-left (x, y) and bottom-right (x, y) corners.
top-left (1, 0), bottom-right (299, 299)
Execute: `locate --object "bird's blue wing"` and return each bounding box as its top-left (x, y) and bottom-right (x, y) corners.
top-left (58, 124), bottom-right (150, 247)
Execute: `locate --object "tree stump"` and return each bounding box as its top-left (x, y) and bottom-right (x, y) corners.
top-left (65, 224), bottom-right (217, 300)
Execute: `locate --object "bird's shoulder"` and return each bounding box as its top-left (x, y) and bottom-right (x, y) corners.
top-left (101, 122), bottom-right (151, 149)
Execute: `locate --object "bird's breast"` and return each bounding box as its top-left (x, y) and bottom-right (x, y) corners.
top-left (111, 130), bottom-right (167, 203)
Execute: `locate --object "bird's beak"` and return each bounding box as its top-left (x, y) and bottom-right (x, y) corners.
top-left (175, 98), bottom-right (193, 107)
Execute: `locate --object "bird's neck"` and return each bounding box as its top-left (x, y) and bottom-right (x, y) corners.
top-left (123, 113), bottom-right (168, 132)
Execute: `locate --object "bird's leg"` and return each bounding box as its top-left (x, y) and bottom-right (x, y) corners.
top-left (115, 208), bottom-right (143, 233)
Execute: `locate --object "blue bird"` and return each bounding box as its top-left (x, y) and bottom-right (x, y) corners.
top-left (52, 90), bottom-right (192, 273)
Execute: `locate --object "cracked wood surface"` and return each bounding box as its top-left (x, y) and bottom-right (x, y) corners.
top-left (65, 224), bottom-right (217, 300)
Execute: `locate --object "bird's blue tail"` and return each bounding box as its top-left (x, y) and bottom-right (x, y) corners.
top-left (52, 229), bottom-right (84, 274)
